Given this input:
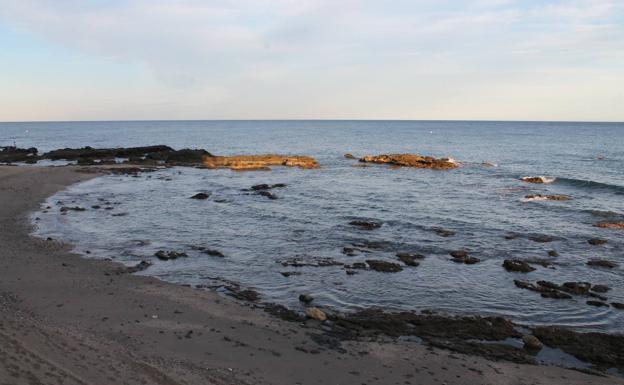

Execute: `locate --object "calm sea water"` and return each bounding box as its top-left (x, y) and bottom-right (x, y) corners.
top-left (2, 120), bottom-right (623, 332)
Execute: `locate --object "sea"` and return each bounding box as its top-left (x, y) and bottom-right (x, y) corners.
top-left (2, 120), bottom-right (623, 332)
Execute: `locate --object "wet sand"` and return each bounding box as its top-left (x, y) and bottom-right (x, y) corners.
top-left (0, 165), bottom-right (621, 385)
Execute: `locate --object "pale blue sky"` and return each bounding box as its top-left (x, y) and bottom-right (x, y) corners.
top-left (0, 0), bottom-right (623, 121)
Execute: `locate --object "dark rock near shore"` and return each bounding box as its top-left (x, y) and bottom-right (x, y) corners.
top-left (513, 280), bottom-right (572, 299)
top-left (190, 192), bottom-right (210, 200)
top-left (299, 294), bottom-right (314, 304)
top-left (587, 259), bottom-right (618, 268)
top-left (396, 252), bottom-right (424, 266)
top-left (154, 250), bottom-right (188, 261)
top-left (432, 227), bottom-right (455, 237)
top-left (612, 303), bottom-right (624, 310)
top-left (366, 260), bottom-right (403, 273)
top-left (561, 282), bottom-right (591, 295)
top-left (503, 259), bottom-right (536, 273)
top-left (202, 249), bottom-right (225, 257)
top-left (279, 257), bottom-right (344, 268)
top-left (586, 300), bottom-right (610, 307)
top-left (225, 286), bottom-right (259, 302)
top-left (591, 284), bottom-right (610, 293)
top-left (60, 206), bottom-right (86, 212)
top-left (349, 220), bottom-right (382, 230)
top-left (587, 238), bottom-right (607, 246)
top-left (279, 271), bottom-right (301, 277)
top-left (533, 326), bottom-right (624, 371)
top-left (528, 234), bottom-right (554, 243)
top-left (117, 260), bottom-right (152, 274)
top-left (344, 153), bottom-right (356, 159)
top-left (0, 146), bottom-right (38, 163)
top-left (256, 191), bottom-right (278, 200)
top-left (45, 145), bottom-right (174, 161)
top-left (450, 250), bottom-right (480, 264)
top-left (524, 194), bottom-right (570, 201)
top-left (250, 183), bottom-right (287, 191)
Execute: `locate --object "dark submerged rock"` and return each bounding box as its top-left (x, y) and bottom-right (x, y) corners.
top-left (366, 260), bottom-right (403, 273)
top-left (349, 220), bottom-right (382, 230)
top-left (190, 192), bottom-right (210, 200)
top-left (299, 294), bottom-right (314, 304)
top-left (586, 259), bottom-right (618, 268)
top-left (587, 238), bottom-right (607, 246)
top-left (202, 249), bottom-right (225, 257)
top-left (586, 300), bottom-right (609, 307)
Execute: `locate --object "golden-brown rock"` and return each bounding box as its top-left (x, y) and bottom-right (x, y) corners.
top-left (202, 154), bottom-right (319, 171)
top-left (305, 307), bottom-right (327, 321)
top-left (358, 154), bottom-right (457, 169)
top-left (593, 222), bottom-right (624, 230)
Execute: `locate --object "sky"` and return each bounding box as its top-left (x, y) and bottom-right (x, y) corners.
top-left (0, 0), bottom-right (623, 122)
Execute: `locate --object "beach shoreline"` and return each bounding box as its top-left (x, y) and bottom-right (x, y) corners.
top-left (0, 165), bottom-right (622, 385)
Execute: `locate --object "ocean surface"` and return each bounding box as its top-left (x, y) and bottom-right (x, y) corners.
top-left (2, 120), bottom-right (623, 332)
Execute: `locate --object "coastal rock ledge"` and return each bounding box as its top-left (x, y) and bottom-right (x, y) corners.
top-left (203, 154), bottom-right (319, 171)
top-left (358, 154), bottom-right (458, 169)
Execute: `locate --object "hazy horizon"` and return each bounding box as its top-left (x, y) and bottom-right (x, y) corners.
top-left (1, 0), bottom-right (623, 122)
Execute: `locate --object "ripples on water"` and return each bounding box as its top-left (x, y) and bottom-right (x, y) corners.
top-left (3, 120), bottom-right (621, 332)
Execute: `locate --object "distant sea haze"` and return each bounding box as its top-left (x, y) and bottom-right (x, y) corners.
top-left (12, 120), bottom-right (623, 332)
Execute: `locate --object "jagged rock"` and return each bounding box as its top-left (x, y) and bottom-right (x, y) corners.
top-left (503, 259), bottom-right (536, 273)
top-left (358, 154), bottom-right (457, 169)
top-left (305, 307), bottom-right (327, 321)
top-left (561, 282), bottom-right (591, 295)
top-left (250, 183), bottom-right (286, 191)
top-left (349, 220), bottom-right (382, 230)
top-left (587, 259), bottom-right (618, 269)
top-left (0, 146), bottom-right (38, 163)
top-left (450, 250), bottom-right (480, 264)
top-left (524, 194), bottom-right (570, 201)
top-left (587, 238), bottom-right (607, 246)
top-left (396, 252), bottom-right (424, 266)
top-left (520, 176), bottom-right (553, 184)
top-left (190, 192), bottom-right (210, 200)
top-left (44, 145), bottom-right (173, 161)
top-left (154, 250), bottom-right (188, 261)
top-left (522, 335), bottom-right (543, 350)
top-left (203, 155), bottom-right (319, 170)
top-left (366, 260), bottom-right (403, 273)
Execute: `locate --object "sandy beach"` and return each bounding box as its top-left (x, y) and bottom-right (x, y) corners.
top-left (0, 165), bottom-right (622, 385)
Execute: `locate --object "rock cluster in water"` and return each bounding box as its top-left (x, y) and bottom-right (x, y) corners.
top-left (357, 154), bottom-right (458, 169)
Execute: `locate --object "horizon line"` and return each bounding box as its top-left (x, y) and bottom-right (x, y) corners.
top-left (1, 118), bottom-right (623, 124)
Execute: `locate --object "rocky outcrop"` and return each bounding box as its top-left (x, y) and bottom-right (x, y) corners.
top-left (190, 193), bottom-right (210, 200)
top-left (366, 260), bottom-right (403, 273)
top-left (344, 153), bottom-right (356, 159)
top-left (154, 250), bottom-right (188, 261)
top-left (396, 252), bottom-right (424, 266)
top-left (522, 335), bottom-right (543, 351)
top-left (520, 176), bottom-right (555, 184)
top-left (502, 259), bottom-right (535, 273)
top-left (450, 250), bottom-right (480, 264)
top-left (593, 222), bottom-right (624, 229)
top-left (358, 154), bottom-right (457, 169)
top-left (523, 194), bottom-right (570, 201)
top-left (203, 155), bottom-right (319, 170)
top-left (43, 145), bottom-right (174, 161)
top-left (0, 146), bottom-right (38, 163)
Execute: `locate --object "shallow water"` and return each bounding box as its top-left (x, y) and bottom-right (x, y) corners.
top-left (4, 120), bottom-right (622, 332)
